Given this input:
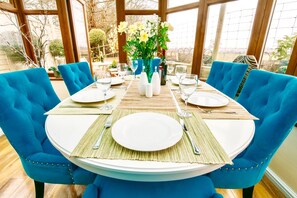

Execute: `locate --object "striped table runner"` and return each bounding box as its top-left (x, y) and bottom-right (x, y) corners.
top-left (117, 80), bottom-right (176, 111)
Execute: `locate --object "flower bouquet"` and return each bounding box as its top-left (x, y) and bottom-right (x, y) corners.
top-left (118, 17), bottom-right (173, 81)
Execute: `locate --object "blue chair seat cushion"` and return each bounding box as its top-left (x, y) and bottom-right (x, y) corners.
top-left (83, 175), bottom-right (222, 198)
top-left (208, 158), bottom-right (265, 188)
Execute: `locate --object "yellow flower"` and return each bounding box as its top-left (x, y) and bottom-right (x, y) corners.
top-left (118, 21), bottom-right (128, 33)
top-left (139, 31), bottom-right (149, 43)
top-left (128, 24), bottom-right (137, 35)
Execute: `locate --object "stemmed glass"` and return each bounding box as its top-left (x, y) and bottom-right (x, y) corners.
top-left (95, 72), bottom-right (112, 110)
top-left (117, 63), bottom-right (128, 80)
top-left (131, 60), bottom-right (139, 79)
top-left (167, 63), bottom-right (175, 75)
top-left (178, 74), bottom-right (198, 117)
top-left (175, 65), bottom-right (187, 82)
top-left (117, 63), bottom-right (128, 89)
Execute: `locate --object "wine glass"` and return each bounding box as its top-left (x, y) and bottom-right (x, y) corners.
top-left (117, 63), bottom-right (128, 80)
top-left (131, 60), bottom-right (139, 79)
top-left (117, 63), bottom-right (128, 89)
top-left (178, 74), bottom-right (198, 117)
top-left (175, 65), bottom-right (187, 82)
top-left (95, 72), bottom-right (112, 110)
top-left (167, 63), bottom-right (175, 75)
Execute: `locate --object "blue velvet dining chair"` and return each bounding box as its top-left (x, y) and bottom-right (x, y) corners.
top-left (58, 62), bottom-right (94, 95)
top-left (0, 68), bottom-right (96, 198)
top-left (83, 175), bottom-right (222, 198)
top-left (208, 70), bottom-right (297, 198)
top-left (206, 61), bottom-right (248, 98)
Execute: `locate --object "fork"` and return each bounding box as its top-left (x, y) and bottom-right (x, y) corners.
top-left (92, 115), bottom-right (113, 149)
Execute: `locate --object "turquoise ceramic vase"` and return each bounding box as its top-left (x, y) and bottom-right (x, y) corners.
top-left (143, 59), bottom-right (153, 83)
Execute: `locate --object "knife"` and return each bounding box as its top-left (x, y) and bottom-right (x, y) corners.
top-left (179, 118), bottom-right (201, 155)
top-left (59, 105), bottom-right (101, 109)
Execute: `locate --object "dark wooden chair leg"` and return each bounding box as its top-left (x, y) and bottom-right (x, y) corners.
top-left (243, 186), bottom-right (254, 198)
top-left (34, 180), bottom-right (44, 198)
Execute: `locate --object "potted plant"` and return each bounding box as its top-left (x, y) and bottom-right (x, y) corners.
top-left (48, 66), bottom-right (61, 78)
top-left (49, 39), bottom-right (65, 65)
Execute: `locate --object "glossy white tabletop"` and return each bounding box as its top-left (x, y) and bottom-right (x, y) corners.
top-left (46, 115), bottom-right (254, 182)
top-left (46, 81), bottom-right (255, 181)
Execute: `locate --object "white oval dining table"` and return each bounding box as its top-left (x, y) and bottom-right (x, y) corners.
top-left (45, 111), bottom-right (255, 182)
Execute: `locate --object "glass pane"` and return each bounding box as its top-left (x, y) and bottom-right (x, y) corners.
top-left (167, 0), bottom-right (199, 9)
top-left (125, 0), bottom-right (158, 10)
top-left (0, 11), bottom-right (27, 73)
top-left (201, 0), bottom-right (258, 79)
top-left (23, 0), bottom-right (57, 10)
top-left (1, 0), bottom-right (11, 3)
top-left (261, 0), bottom-right (297, 73)
top-left (125, 15), bottom-right (159, 25)
top-left (70, 0), bottom-right (90, 63)
top-left (27, 15), bottom-right (65, 70)
top-left (87, 1), bottom-right (118, 64)
top-left (167, 9), bottom-right (198, 74)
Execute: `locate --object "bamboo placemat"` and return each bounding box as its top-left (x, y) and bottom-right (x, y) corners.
top-left (70, 109), bottom-right (233, 165)
top-left (46, 85), bottom-right (127, 115)
top-left (172, 82), bottom-right (258, 120)
top-left (117, 80), bottom-right (176, 111)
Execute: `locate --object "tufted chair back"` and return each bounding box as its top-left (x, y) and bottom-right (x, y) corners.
top-left (208, 70), bottom-right (297, 197)
top-left (58, 62), bottom-right (94, 95)
top-left (206, 61), bottom-right (248, 98)
top-left (0, 68), bottom-right (95, 197)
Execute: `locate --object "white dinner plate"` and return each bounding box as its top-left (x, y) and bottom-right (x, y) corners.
top-left (185, 92), bottom-right (229, 107)
top-left (70, 89), bottom-right (115, 103)
top-left (112, 112), bottom-right (183, 152)
top-left (111, 77), bottom-right (125, 85)
top-left (171, 76), bottom-right (200, 86)
top-left (171, 76), bottom-right (180, 85)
